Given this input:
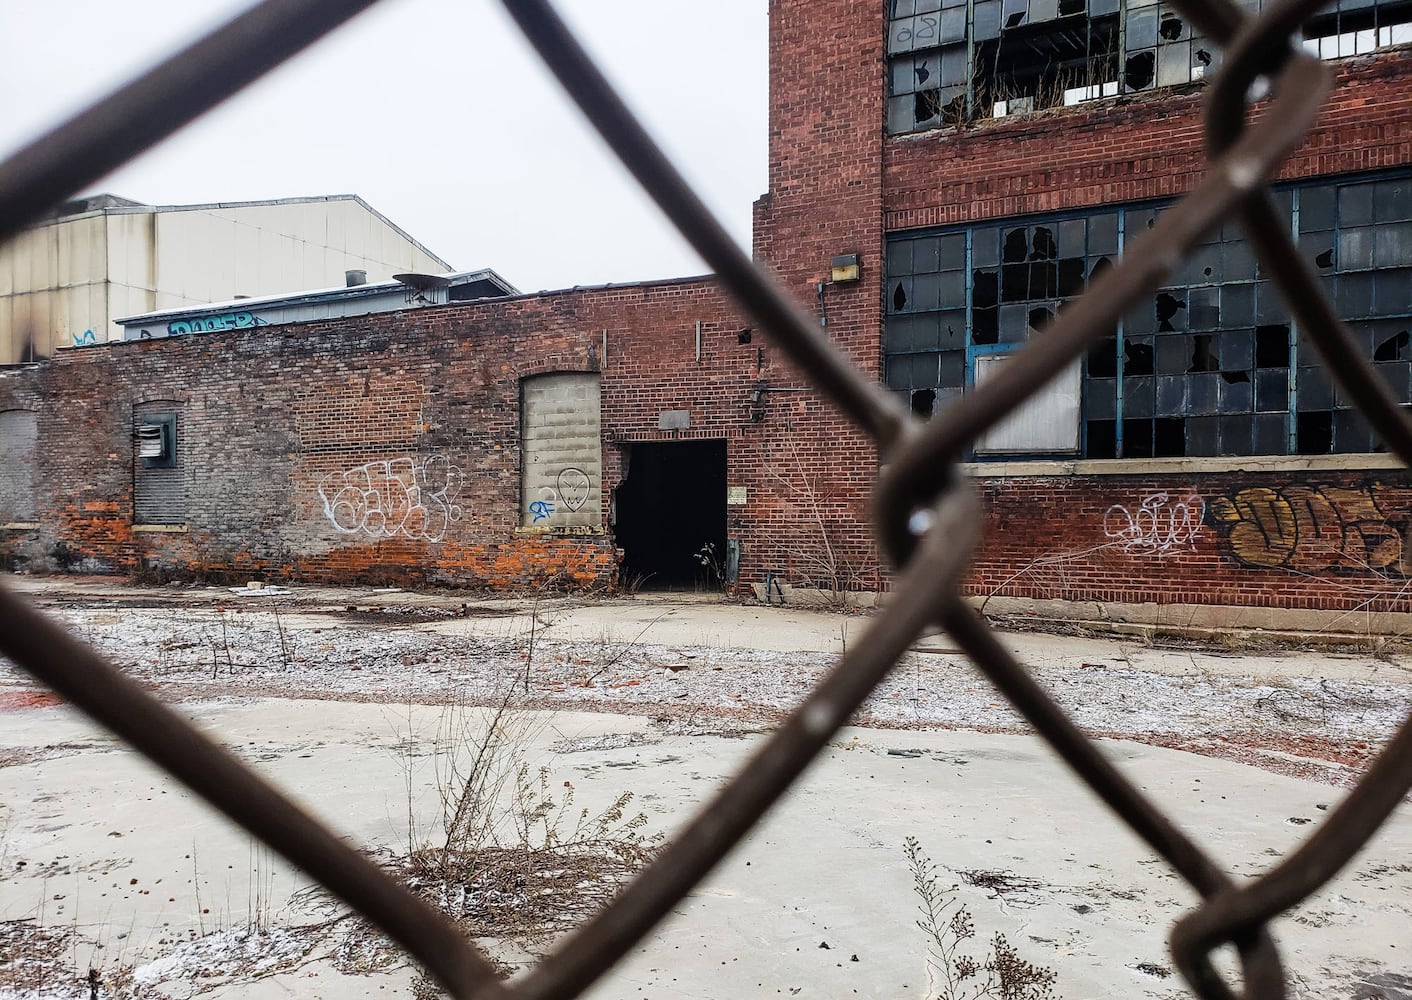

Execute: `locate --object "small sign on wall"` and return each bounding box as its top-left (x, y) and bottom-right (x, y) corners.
top-left (727, 486), bottom-right (748, 505)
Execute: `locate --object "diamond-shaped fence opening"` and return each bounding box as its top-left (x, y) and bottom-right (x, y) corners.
top-left (1, 1), bottom-right (1410, 998)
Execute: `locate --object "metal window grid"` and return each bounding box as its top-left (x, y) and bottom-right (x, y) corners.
top-left (2, 0), bottom-right (1410, 997)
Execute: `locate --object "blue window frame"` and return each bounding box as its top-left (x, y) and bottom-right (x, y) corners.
top-left (884, 171), bottom-right (1412, 458)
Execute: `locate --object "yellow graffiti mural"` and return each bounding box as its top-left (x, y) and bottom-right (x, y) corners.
top-left (1210, 483), bottom-right (1412, 574)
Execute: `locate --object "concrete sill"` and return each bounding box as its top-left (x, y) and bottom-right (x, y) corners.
top-left (514, 525), bottom-right (606, 538)
top-left (1, 522), bottom-right (39, 531)
top-left (961, 452), bottom-right (1407, 478)
top-left (132, 524), bottom-right (189, 533)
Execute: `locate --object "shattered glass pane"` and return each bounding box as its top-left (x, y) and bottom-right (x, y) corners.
top-left (1125, 50), bottom-right (1157, 88)
top-left (1088, 337), bottom-right (1119, 378)
top-left (1188, 286), bottom-right (1220, 328)
top-left (1219, 375), bottom-right (1253, 413)
top-left (1156, 336), bottom-right (1189, 374)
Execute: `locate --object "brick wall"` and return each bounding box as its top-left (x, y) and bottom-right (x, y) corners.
top-left (883, 47), bottom-right (1412, 231)
top-left (969, 467), bottom-right (1412, 612)
top-left (0, 277), bottom-right (893, 591)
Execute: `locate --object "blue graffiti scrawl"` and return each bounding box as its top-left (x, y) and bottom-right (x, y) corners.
top-left (168, 311), bottom-right (268, 336)
top-left (71, 329), bottom-right (97, 346)
top-left (528, 499), bottom-right (556, 523)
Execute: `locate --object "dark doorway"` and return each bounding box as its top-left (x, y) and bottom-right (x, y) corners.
top-left (615, 439), bottom-right (727, 590)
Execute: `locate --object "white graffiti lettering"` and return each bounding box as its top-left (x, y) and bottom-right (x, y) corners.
top-left (318, 455), bottom-right (464, 542)
top-left (1103, 492), bottom-right (1205, 556)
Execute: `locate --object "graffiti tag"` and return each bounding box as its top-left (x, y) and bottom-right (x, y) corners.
top-left (318, 455), bottom-right (464, 542)
top-left (71, 329), bottom-right (97, 346)
top-left (556, 467), bottom-right (592, 512)
top-left (1103, 492), bottom-right (1205, 555)
top-left (169, 312), bottom-right (268, 336)
top-left (528, 499), bottom-right (556, 523)
top-left (1210, 483), bottom-right (1412, 574)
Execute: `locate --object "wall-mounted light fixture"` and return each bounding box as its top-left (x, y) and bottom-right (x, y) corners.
top-left (830, 253), bottom-right (861, 284)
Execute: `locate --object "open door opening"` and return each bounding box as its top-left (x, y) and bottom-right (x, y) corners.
top-left (615, 439), bottom-right (727, 590)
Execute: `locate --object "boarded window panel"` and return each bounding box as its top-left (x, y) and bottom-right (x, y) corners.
top-left (133, 405), bottom-right (186, 525)
top-left (0, 410), bottom-right (38, 523)
top-left (973, 354), bottom-right (1081, 453)
top-left (521, 373), bottom-right (602, 529)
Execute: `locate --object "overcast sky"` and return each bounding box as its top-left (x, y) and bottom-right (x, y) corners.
top-left (0, 0), bottom-right (768, 293)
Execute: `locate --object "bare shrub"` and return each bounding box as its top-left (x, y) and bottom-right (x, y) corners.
top-left (906, 837), bottom-right (1059, 1000)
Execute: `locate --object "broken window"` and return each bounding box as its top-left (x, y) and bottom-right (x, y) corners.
top-left (1299, 0), bottom-right (1412, 60)
top-left (883, 172), bottom-right (1412, 458)
top-left (0, 409), bottom-right (38, 524)
top-left (133, 406), bottom-right (186, 525)
top-left (886, 0), bottom-right (1409, 133)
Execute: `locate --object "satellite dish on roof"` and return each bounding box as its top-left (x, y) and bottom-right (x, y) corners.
top-left (394, 273), bottom-right (455, 291)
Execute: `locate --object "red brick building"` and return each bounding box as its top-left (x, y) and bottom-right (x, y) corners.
top-left (2, 1), bottom-right (1411, 620)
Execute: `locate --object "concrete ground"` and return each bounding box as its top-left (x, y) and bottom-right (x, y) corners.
top-left (0, 577), bottom-right (1409, 999)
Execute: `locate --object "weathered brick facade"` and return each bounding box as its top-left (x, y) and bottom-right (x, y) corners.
top-left (3, 1), bottom-right (1411, 614)
top-left (0, 277), bottom-right (891, 591)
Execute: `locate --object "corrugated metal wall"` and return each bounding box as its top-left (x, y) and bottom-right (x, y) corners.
top-left (133, 403), bottom-right (186, 525)
top-left (0, 409), bottom-right (38, 523)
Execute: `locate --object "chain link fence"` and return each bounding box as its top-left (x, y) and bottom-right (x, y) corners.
top-left (2, 0), bottom-right (1410, 997)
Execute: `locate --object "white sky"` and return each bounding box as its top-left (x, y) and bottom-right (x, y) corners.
top-left (0, 0), bottom-right (768, 293)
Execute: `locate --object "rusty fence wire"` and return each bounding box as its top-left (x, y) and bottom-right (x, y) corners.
top-left (1, 0), bottom-right (1411, 997)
